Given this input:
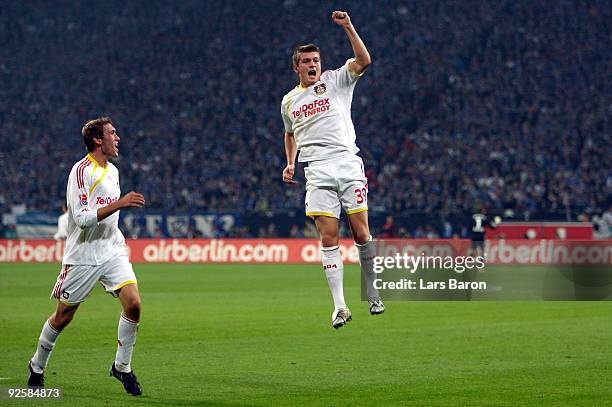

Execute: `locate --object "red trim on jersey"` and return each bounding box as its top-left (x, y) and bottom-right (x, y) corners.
top-left (76, 158), bottom-right (91, 189)
top-left (77, 159), bottom-right (91, 189)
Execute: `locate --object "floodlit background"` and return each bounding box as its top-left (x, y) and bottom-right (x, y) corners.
top-left (0, 1), bottom-right (611, 405)
top-left (1, 0), bottom-right (609, 239)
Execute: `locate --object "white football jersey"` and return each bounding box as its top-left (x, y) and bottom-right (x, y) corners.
top-left (281, 59), bottom-right (363, 162)
top-left (63, 154), bottom-right (127, 265)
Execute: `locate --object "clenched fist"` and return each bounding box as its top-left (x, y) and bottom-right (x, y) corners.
top-left (332, 11), bottom-right (352, 27)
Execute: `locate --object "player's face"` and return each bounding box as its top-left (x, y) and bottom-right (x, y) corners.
top-left (100, 123), bottom-right (120, 157)
top-left (294, 52), bottom-right (321, 87)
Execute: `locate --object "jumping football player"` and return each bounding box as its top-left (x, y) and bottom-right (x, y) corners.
top-left (281, 11), bottom-right (384, 329)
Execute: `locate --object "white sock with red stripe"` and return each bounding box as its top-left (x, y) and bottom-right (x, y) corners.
top-left (30, 320), bottom-right (61, 373)
top-left (322, 246), bottom-right (347, 311)
top-left (355, 236), bottom-right (380, 300)
top-left (114, 314), bottom-right (139, 373)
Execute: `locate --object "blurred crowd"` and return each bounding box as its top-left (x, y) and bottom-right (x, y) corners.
top-left (1, 1), bottom-right (610, 233)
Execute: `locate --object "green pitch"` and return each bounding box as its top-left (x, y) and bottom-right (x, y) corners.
top-left (1, 263), bottom-right (611, 406)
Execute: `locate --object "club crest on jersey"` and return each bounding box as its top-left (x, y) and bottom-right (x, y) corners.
top-left (79, 194), bottom-right (88, 206)
top-left (314, 83), bottom-right (327, 96)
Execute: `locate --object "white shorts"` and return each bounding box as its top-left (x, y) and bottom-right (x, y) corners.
top-left (51, 255), bottom-right (137, 305)
top-left (304, 155), bottom-right (368, 219)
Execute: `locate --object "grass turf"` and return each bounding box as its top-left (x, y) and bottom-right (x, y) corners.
top-left (1, 262), bottom-right (611, 406)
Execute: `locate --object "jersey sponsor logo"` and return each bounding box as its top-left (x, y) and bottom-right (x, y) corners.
top-left (79, 194), bottom-right (88, 206)
top-left (314, 82), bottom-right (327, 95)
top-left (96, 196), bottom-right (119, 205)
top-left (292, 98), bottom-right (331, 119)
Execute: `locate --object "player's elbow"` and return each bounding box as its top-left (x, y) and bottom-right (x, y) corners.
top-left (356, 52), bottom-right (371, 68)
top-left (353, 58), bottom-right (370, 75)
top-left (361, 55), bottom-right (371, 67)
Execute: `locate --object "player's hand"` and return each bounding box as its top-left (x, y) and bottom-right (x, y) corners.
top-left (282, 164), bottom-right (298, 184)
top-left (332, 11), bottom-right (352, 28)
top-left (119, 192), bottom-right (145, 208)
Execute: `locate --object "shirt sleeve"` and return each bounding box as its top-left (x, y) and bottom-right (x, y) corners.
top-left (329, 59), bottom-right (363, 90)
top-left (67, 166), bottom-right (99, 229)
top-left (281, 99), bottom-right (293, 133)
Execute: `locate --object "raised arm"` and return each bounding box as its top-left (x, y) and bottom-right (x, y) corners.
top-left (332, 11), bottom-right (371, 75)
top-left (282, 132), bottom-right (298, 184)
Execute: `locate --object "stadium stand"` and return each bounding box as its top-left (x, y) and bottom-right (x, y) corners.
top-left (0, 0), bottom-right (610, 237)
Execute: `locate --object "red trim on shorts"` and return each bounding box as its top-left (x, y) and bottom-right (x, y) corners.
top-left (53, 265), bottom-right (71, 299)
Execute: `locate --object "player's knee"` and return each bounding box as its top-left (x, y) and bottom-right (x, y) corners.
top-left (320, 233), bottom-right (339, 247)
top-left (123, 298), bottom-right (141, 320)
top-left (52, 309), bottom-right (76, 330)
top-left (317, 226), bottom-right (339, 246)
top-left (125, 298), bottom-right (141, 314)
top-left (352, 229), bottom-right (370, 245)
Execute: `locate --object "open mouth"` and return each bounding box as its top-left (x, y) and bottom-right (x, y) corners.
top-left (308, 69), bottom-right (317, 77)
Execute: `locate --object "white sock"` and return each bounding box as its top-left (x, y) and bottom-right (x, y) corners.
top-left (114, 314), bottom-right (139, 373)
top-left (322, 246), bottom-right (347, 310)
top-left (356, 237), bottom-right (380, 300)
top-left (30, 320), bottom-right (61, 373)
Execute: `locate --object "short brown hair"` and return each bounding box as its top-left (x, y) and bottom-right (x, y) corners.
top-left (292, 44), bottom-right (320, 67)
top-left (82, 116), bottom-right (113, 152)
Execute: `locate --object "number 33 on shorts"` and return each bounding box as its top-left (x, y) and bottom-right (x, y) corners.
top-left (354, 187), bottom-right (367, 204)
